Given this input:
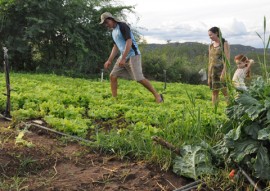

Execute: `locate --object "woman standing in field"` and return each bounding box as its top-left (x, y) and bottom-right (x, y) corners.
top-left (208, 26), bottom-right (230, 106)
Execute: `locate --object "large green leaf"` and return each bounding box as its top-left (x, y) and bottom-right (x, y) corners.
top-left (267, 110), bottom-right (270, 122)
top-left (173, 145), bottom-right (215, 179)
top-left (226, 104), bottom-right (248, 121)
top-left (236, 93), bottom-right (259, 105)
top-left (224, 125), bottom-right (242, 143)
top-left (243, 122), bottom-right (261, 139)
top-left (229, 139), bottom-right (260, 163)
top-left (236, 94), bottom-right (265, 121)
top-left (258, 126), bottom-right (270, 141)
top-left (253, 145), bottom-right (270, 180)
top-left (265, 100), bottom-right (270, 123)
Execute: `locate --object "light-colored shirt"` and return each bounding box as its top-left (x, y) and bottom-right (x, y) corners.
top-left (232, 67), bottom-right (248, 91)
top-left (198, 69), bottom-right (207, 81)
top-left (112, 22), bottom-right (140, 60)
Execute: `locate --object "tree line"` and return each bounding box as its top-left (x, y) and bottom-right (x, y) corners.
top-left (0, 0), bottom-right (133, 77)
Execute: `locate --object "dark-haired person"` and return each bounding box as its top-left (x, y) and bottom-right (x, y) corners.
top-left (208, 26), bottom-right (230, 106)
top-left (100, 12), bottom-right (163, 103)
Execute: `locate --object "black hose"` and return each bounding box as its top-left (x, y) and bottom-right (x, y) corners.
top-left (173, 180), bottom-right (202, 191)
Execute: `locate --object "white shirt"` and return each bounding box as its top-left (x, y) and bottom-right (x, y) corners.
top-left (232, 68), bottom-right (248, 91)
top-left (198, 69), bottom-right (207, 81)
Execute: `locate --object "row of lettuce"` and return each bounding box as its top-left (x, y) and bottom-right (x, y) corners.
top-left (1, 73), bottom-right (269, 188)
top-left (0, 73), bottom-right (226, 140)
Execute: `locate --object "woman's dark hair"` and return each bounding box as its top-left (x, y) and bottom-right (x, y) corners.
top-left (209, 26), bottom-right (226, 48)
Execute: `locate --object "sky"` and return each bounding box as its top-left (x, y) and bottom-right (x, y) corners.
top-left (118, 0), bottom-right (270, 48)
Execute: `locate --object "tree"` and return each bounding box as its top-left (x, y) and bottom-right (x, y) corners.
top-left (0, 0), bottom-right (133, 76)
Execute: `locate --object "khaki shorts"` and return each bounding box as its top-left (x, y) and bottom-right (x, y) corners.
top-left (110, 55), bottom-right (145, 81)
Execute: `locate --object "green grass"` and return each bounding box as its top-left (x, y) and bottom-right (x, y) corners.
top-left (0, 176), bottom-right (28, 191)
top-left (0, 72), bottom-right (228, 169)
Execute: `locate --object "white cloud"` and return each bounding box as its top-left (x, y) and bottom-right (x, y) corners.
top-left (121, 0), bottom-right (270, 48)
top-left (228, 19), bottom-right (248, 35)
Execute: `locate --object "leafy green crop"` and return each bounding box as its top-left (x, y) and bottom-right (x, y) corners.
top-left (225, 77), bottom-right (270, 180)
top-left (173, 143), bottom-right (216, 179)
top-left (0, 73), bottom-right (227, 170)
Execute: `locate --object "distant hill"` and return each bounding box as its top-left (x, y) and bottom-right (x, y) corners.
top-left (230, 44), bottom-right (264, 55)
top-left (143, 42), bottom-right (265, 58)
top-left (139, 42), bottom-right (267, 83)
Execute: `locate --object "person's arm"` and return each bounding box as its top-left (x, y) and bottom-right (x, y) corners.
top-left (246, 59), bottom-right (254, 70)
top-left (104, 44), bottom-right (119, 69)
top-left (118, 39), bottom-right (132, 67)
top-left (221, 41), bottom-right (230, 81)
top-left (245, 59), bottom-right (254, 78)
top-left (118, 23), bottom-right (133, 66)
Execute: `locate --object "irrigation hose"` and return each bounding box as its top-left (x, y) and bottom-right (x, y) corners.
top-left (173, 180), bottom-right (202, 191)
top-left (238, 166), bottom-right (263, 191)
top-left (26, 122), bottom-right (93, 144)
top-left (0, 113), bottom-right (11, 121)
top-left (0, 114), bottom-right (93, 144)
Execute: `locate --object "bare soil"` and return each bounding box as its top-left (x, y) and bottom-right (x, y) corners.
top-left (0, 118), bottom-right (190, 191)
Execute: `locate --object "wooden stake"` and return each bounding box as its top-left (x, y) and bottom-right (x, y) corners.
top-left (3, 47), bottom-right (11, 118)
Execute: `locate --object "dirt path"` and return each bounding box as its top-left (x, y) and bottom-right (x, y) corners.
top-left (0, 118), bottom-right (189, 191)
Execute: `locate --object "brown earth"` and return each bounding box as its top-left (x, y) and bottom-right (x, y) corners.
top-left (0, 117), bottom-right (191, 191)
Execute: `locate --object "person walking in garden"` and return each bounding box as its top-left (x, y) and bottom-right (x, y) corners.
top-left (207, 26), bottom-right (230, 106)
top-left (232, 54), bottom-right (254, 91)
top-left (100, 12), bottom-right (163, 103)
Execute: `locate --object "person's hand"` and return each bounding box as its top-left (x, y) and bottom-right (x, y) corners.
top-left (249, 59), bottom-right (254, 64)
top-left (104, 60), bottom-right (112, 69)
top-left (220, 74), bottom-right (225, 82)
top-left (118, 58), bottom-right (126, 67)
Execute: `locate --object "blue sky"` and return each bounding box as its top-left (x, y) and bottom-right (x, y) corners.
top-left (119, 0), bottom-right (270, 48)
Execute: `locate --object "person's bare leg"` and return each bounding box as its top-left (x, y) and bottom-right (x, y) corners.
top-left (221, 87), bottom-right (230, 104)
top-left (110, 75), bottom-right (118, 97)
top-left (212, 90), bottom-right (219, 107)
top-left (138, 79), bottom-right (162, 103)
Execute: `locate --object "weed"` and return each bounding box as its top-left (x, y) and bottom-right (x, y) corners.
top-left (0, 176), bottom-right (28, 191)
top-left (17, 156), bottom-right (37, 175)
top-left (15, 127), bottom-right (34, 148)
top-left (256, 16), bottom-right (270, 82)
